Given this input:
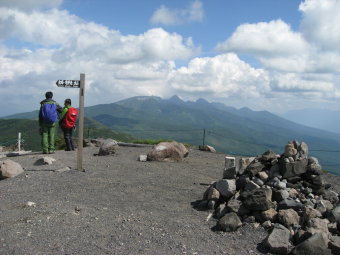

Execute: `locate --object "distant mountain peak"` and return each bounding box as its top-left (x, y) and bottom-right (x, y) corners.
top-left (196, 98), bottom-right (209, 104)
top-left (166, 95), bottom-right (185, 105)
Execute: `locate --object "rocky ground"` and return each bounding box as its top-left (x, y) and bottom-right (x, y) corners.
top-left (0, 146), bottom-right (339, 255)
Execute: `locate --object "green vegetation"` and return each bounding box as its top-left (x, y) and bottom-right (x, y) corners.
top-left (0, 118), bottom-right (135, 152)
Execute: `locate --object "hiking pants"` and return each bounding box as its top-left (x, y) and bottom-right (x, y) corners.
top-left (63, 128), bottom-right (75, 151)
top-left (41, 122), bottom-right (56, 153)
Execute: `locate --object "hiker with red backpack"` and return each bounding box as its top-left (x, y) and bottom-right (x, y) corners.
top-left (39, 91), bottom-right (63, 154)
top-left (59, 98), bottom-right (78, 151)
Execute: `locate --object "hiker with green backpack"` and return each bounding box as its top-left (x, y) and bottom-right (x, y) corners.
top-left (39, 91), bottom-right (62, 154)
top-left (59, 98), bottom-right (78, 151)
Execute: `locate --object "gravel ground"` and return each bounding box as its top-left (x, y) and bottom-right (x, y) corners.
top-left (0, 146), bottom-right (339, 255)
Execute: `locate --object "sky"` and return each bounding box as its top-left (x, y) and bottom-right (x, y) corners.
top-left (1, 0), bottom-right (340, 117)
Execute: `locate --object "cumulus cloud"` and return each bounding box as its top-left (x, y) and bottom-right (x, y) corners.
top-left (0, 0), bottom-right (63, 11)
top-left (216, 20), bottom-right (309, 58)
top-left (216, 0), bottom-right (340, 75)
top-left (299, 0), bottom-right (340, 51)
top-left (0, 7), bottom-right (200, 116)
top-left (168, 53), bottom-right (270, 98)
top-left (150, 0), bottom-right (204, 25)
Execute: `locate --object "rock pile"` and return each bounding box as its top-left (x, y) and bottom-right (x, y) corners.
top-left (199, 141), bottom-right (340, 254)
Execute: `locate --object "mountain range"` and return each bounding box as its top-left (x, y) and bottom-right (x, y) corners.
top-left (2, 95), bottom-right (340, 175)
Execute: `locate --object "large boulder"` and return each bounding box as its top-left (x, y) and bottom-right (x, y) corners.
top-left (217, 212), bottom-right (242, 232)
top-left (98, 139), bottom-right (119, 156)
top-left (292, 233), bottom-right (332, 255)
top-left (277, 209), bottom-right (300, 228)
top-left (279, 158), bottom-right (308, 178)
top-left (242, 188), bottom-right (273, 211)
top-left (147, 141), bottom-right (188, 162)
top-left (215, 179), bottom-right (236, 199)
top-left (264, 224), bottom-right (291, 255)
top-left (0, 159), bottom-right (24, 179)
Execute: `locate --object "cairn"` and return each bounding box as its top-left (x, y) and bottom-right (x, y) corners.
top-left (199, 141), bottom-right (339, 254)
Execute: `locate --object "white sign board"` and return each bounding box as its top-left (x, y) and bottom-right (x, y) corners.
top-left (56, 80), bottom-right (80, 88)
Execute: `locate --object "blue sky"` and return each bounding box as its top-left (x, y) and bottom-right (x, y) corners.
top-left (1, 0), bottom-right (340, 116)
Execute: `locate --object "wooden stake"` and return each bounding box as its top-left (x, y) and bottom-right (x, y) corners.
top-left (77, 73), bottom-right (85, 171)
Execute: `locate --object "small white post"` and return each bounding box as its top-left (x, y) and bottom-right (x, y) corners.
top-left (18, 132), bottom-right (21, 152)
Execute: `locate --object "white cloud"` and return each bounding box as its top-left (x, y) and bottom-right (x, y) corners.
top-left (150, 0), bottom-right (204, 26)
top-left (0, 0), bottom-right (63, 11)
top-left (168, 53), bottom-right (270, 99)
top-left (299, 0), bottom-right (340, 51)
top-left (216, 19), bottom-right (313, 73)
top-left (0, 7), bottom-right (200, 116)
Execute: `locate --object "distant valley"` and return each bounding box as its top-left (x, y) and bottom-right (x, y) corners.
top-left (281, 108), bottom-right (340, 135)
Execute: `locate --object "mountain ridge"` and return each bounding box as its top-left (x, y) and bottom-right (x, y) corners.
top-left (3, 96), bottom-right (340, 174)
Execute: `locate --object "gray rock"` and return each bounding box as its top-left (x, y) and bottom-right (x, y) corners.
top-left (330, 206), bottom-right (340, 222)
top-left (279, 158), bottom-right (308, 179)
top-left (273, 189), bottom-right (290, 202)
top-left (284, 143), bottom-right (298, 157)
top-left (217, 212), bottom-right (242, 232)
top-left (262, 149), bottom-right (277, 162)
top-left (308, 157), bottom-right (319, 165)
top-left (303, 207), bottom-right (322, 223)
top-left (208, 200), bottom-right (216, 210)
top-left (207, 187), bottom-right (220, 200)
top-left (237, 157), bottom-right (254, 176)
top-left (262, 220), bottom-right (272, 229)
top-left (293, 230), bottom-right (312, 246)
top-left (43, 156), bottom-right (56, 165)
top-left (98, 139), bottom-right (118, 156)
top-left (258, 171), bottom-right (269, 182)
top-left (246, 161), bottom-right (264, 177)
top-left (292, 233), bottom-right (331, 255)
top-left (236, 175), bottom-right (249, 190)
top-left (276, 181), bottom-right (287, 189)
top-left (329, 236), bottom-right (340, 255)
top-left (306, 218), bottom-right (330, 236)
top-left (269, 164), bottom-right (281, 179)
top-left (307, 163), bottom-right (323, 175)
top-left (277, 209), bottom-right (300, 228)
top-left (298, 142), bottom-right (308, 159)
top-left (261, 208), bottom-right (278, 222)
top-left (244, 180), bottom-right (260, 191)
top-left (225, 199), bottom-right (242, 213)
top-left (278, 198), bottom-right (303, 211)
top-left (215, 203), bottom-right (227, 219)
top-left (323, 190), bottom-right (339, 205)
top-left (265, 224), bottom-right (291, 255)
top-left (316, 200), bottom-right (333, 214)
top-left (147, 141), bottom-right (188, 162)
top-left (215, 179), bottom-right (236, 199)
top-left (242, 188), bottom-right (273, 211)
top-left (223, 167), bottom-right (237, 179)
top-left (252, 177), bottom-right (264, 186)
top-left (0, 159), bottom-right (24, 179)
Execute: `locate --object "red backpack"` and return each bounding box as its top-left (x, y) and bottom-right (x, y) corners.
top-left (62, 107), bottom-right (78, 129)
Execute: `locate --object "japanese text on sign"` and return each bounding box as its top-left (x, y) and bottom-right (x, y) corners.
top-left (56, 80), bottom-right (80, 88)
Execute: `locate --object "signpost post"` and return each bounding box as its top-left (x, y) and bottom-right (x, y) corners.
top-left (56, 74), bottom-right (85, 172)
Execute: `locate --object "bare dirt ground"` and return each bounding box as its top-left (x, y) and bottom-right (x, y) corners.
top-left (1, 146), bottom-right (339, 255)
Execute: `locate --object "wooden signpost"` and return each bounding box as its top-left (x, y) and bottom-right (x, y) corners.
top-left (56, 73), bottom-right (85, 172)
